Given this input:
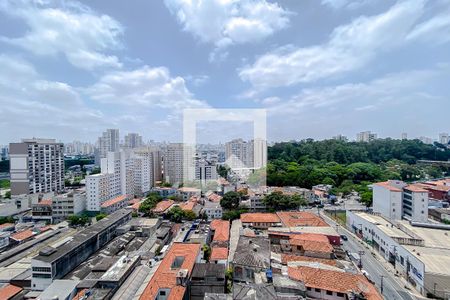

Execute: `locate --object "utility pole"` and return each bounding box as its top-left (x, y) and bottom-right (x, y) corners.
top-left (380, 275), bottom-right (385, 294)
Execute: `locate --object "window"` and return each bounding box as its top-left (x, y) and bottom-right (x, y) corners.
top-left (337, 292), bottom-right (345, 297)
top-left (171, 256), bottom-right (185, 269)
top-left (307, 287), bottom-right (311, 291)
top-left (326, 290), bottom-right (333, 295)
top-left (159, 290), bottom-right (166, 296)
top-left (315, 288), bottom-right (321, 292)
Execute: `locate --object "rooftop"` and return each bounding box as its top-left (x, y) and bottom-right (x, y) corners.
top-left (191, 263), bottom-right (225, 279)
top-left (288, 266), bottom-right (382, 300)
top-left (210, 247), bottom-right (228, 261)
top-left (240, 213), bottom-right (280, 224)
top-left (139, 243), bottom-right (201, 300)
top-left (404, 184), bottom-right (428, 193)
top-left (33, 209), bottom-right (131, 263)
top-left (373, 181), bottom-right (403, 192)
top-left (269, 225), bottom-right (339, 237)
top-left (0, 284), bottom-right (22, 300)
top-left (10, 229), bottom-right (35, 242)
top-left (403, 246), bottom-right (450, 275)
top-left (233, 236), bottom-right (270, 269)
top-left (0, 223), bottom-right (14, 230)
top-left (179, 201), bottom-right (196, 211)
top-left (276, 211), bottom-right (329, 227)
top-left (101, 195), bottom-right (128, 208)
top-left (399, 220), bottom-right (450, 248)
top-left (280, 254), bottom-right (337, 266)
top-left (289, 238), bottom-right (333, 254)
top-left (352, 212), bottom-right (412, 239)
top-left (38, 280), bottom-right (79, 300)
top-left (178, 187), bottom-right (201, 193)
top-left (152, 200), bottom-right (175, 213)
top-left (211, 220), bottom-right (230, 242)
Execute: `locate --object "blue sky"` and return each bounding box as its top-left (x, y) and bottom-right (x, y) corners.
top-left (0, 0), bottom-right (449, 144)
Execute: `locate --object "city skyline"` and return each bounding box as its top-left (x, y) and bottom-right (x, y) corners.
top-left (1, 0), bottom-right (450, 144)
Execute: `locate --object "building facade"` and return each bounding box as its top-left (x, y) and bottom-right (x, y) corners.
top-left (9, 138), bottom-right (64, 196)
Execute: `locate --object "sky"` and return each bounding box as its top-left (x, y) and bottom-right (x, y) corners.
top-left (0, 0), bottom-right (449, 144)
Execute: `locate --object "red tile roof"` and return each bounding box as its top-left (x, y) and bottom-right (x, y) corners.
top-left (288, 266), bottom-right (382, 300)
top-left (179, 201), bottom-right (196, 211)
top-left (289, 239), bottom-right (334, 254)
top-left (152, 200), bottom-right (175, 213)
top-left (276, 211), bottom-right (329, 227)
top-left (207, 193), bottom-right (222, 203)
top-left (178, 187), bottom-right (201, 193)
top-left (290, 233), bottom-right (330, 243)
top-left (405, 184), bottom-right (429, 193)
top-left (374, 181), bottom-right (402, 192)
top-left (210, 220), bottom-right (230, 242)
top-left (281, 254), bottom-right (337, 266)
top-left (101, 195), bottom-right (128, 208)
top-left (0, 284), bottom-right (22, 300)
top-left (0, 223), bottom-right (15, 230)
top-left (38, 198), bottom-right (53, 205)
top-left (139, 243), bottom-right (201, 300)
top-left (240, 213), bottom-right (281, 224)
top-left (10, 229), bottom-right (35, 242)
top-left (210, 247), bottom-right (228, 261)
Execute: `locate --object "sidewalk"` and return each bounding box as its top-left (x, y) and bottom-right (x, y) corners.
top-left (322, 211), bottom-right (423, 300)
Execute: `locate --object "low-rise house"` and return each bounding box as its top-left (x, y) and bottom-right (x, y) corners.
top-left (151, 186), bottom-right (177, 198)
top-left (0, 223), bottom-right (15, 232)
top-left (0, 232), bottom-right (10, 250)
top-left (152, 199), bottom-right (175, 215)
top-left (210, 247), bottom-right (228, 265)
top-left (240, 213), bottom-right (281, 229)
top-left (288, 265), bottom-right (382, 300)
top-left (287, 236), bottom-right (334, 259)
top-left (138, 243), bottom-right (202, 300)
top-left (38, 280), bottom-right (79, 300)
top-left (52, 190), bottom-right (86, 222)
top-left (202, 201), bottom-right (223, 220)
top-left (9, 229), bottom-right (35, 245)
top-left (232, 236), bottom-right (270, 283)
top-left (428, 208), bottom-right (450, 223)
top-left (190, 263), bottom-right (226, 300)
top-left (210, 220), bottom-right (230, 248)
top-left (100, 195), bottom-right (130, 214)
top-left (177, 187), bottom-right (201, 201)
top-left (0, 284), bottom-right (23, 300)
top-left (276, 211), bottom-right (329, 227)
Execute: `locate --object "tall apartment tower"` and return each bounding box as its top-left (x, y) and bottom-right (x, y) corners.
top-left (356, 131), bottom-right (377, 142)
top-left (97, 129), bottom-right (119, 159)
top-left (439, 133), bottom-right (449, 145)
top-left (124, 133), bottom-right (143, 149)
top-left (9, 138), bottom-right (64, 195)
top-left (401, 133), bottom-right (408, 140)
top-left (225, 139), bottom-right (253, 169)
top-left (164, 143), bottom-right (194, 185)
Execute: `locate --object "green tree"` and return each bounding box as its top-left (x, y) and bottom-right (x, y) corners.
top-left (166, 206), bottom-right (185, 223)
top-left (5, 191), bottom-right (11, 199)
top-left (95, 213), bottom-right (107, 221)
top-left (220, 191), bottom-right (241, 210)
top-left (184, 210), bottom-right (197, 221)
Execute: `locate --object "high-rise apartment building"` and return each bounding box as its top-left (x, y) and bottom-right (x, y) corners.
top-left (163, 143), bottom-right (194, 185)
top-left (195, 156), bottom-right (218, 182)
top-left (224, 138), bottom-right (267, 170)
top-left (9, 138), bottom-right (64, 196)
top-left (439, 133), bottom-right (449, 145)
top-left (124, 133), bottom-right (143, 149)
top-left (97, 129), bottom-right (119, 160)
top-left (356, 131), bottom-right (377, 142)
top-left (401, 133), bottom-right (408, 140)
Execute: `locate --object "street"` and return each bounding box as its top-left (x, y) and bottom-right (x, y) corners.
top-left (321, 212), bottom-right (416, 300)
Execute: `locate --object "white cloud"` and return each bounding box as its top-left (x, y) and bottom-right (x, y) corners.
top-left (0, 0), bottom-right (123, 70)
top-left (164, 0), bottom-right (291, 60)
top-left (321, 0), bottom-right (375, 10)
top-left (407, 10), bottom-right (450, 44)
top-left (0, 55), bottom-right (109, 142)
top-left (264, 68), bottom-right (443, 116)
top-left (86, 66), bottom-right (210, 111)
top-left (239, 0), bottom-right (426, 89)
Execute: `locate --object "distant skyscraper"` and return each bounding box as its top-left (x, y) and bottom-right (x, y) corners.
top-left (9, 138), bottom-right (64, 195)
top-left (419, 136), bottom-right (433, 144)
top-left (96, 129), bottom-right (119, 164)
top-left (401, 133), bottom-right (408, 140)
top-left (332, 134), bottom-right (348, 141)
top-left (356, 131), bottom-right (377, 142)
top-left (439, 133), bottom-right (449, 145)
top-left (124, 133), bottom-right (143, 149)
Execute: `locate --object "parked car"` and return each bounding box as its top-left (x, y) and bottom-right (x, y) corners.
top-left (340, 234), bottom-right (348, 241)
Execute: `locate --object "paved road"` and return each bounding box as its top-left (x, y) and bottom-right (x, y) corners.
top-left (321, 212), bottom-right (416, 300)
